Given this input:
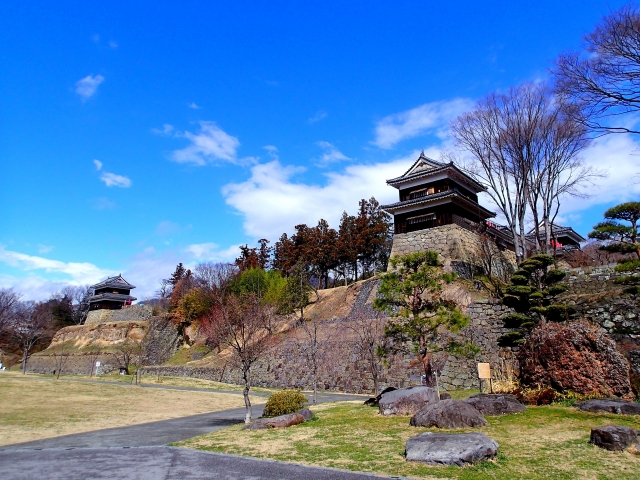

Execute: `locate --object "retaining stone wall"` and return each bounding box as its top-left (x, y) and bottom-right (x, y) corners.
top-left (389, 224), bottom-right (516, 277)
top-left (143, 283), bottom-right (515, 393)
top-left (85, 305), bottom-right (153, 324)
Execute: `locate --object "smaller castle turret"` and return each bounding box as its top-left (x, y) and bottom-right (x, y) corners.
top-left (88, 275), bottom-right (136, 311)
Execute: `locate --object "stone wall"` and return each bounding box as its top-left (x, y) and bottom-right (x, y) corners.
top-left (389, 224), bottom-right (516, 277)
top-left (143, 282), bottom-right (515, 393)
top-left (85, 304), bottom-right (153, 325)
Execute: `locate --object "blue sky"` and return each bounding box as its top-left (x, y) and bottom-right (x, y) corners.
top-left (2, 1), bottom-right (640, 299)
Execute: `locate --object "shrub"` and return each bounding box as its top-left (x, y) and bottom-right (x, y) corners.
top-left (263, 389), bottom-right (308, 417)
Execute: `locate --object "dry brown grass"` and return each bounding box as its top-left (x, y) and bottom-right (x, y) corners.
top-left (0, 371), bottom-right (263, 446)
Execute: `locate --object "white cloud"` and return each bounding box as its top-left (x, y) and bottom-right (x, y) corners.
top-left (373, 98), bottom-right (474, 149)
top-left (308, 110), bottom-right (328, 124)
top-left (172, 121), bottom-right (244, 166)
top-left (222, 149), bottom-right (440, 240)
top-left (0, 246), bottom-right (114, 287)
top-left (75, 74), bottom-right (104, 100)
top-left (263, 145), bottom-right (279, 159)
top-left (108, 40), bottom-right (118, 48)
top-left (93, 159), bottom-right (103, 171)
top-left (188, 102), bottom-right (202, 109)
top-left (151, 124), bottom-right (175, 135)
top-left (185, 243), bottom-right (240, 261)
top-left (555, 134), bottom-right (640, 217)
top-left (37, 245), bottom-right (53, 254)
top-left (316, 141), bottom-right (351, 166)
top-left (100, 172), bottom-right (132, 188)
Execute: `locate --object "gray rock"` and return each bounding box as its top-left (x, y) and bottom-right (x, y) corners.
top-left (245, 413), bottom-right (305, 431)
top-left (464, 393), bottom-right (527, 416)
top-left (410, 399), bottom-right (488, 429)
top-left (379, 386), bottom-right (440, 416)
top-left (576, 399), bottom-right (640, 415)
top-left (405, 432), bottom-right (499, 466)
top-left (590, 425), bottom-right (638, 451)
top-left (364, 387), bottom-right (397, 407)
top-left (297, 408), bottom-right (314, 421)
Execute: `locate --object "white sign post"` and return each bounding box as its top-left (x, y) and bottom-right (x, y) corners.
top-left (95, 361), bottom-right (101, 376)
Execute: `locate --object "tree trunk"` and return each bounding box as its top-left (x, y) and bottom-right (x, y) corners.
top-left (21, 348), bottom-right (28, 375)
top-left (242, 366), bottom-right (252, 424)
top-left (420, 352), bottom-right (434, 387)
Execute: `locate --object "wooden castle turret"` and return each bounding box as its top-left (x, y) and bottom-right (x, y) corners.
top-left (88, 275), bottom-right (136, 311)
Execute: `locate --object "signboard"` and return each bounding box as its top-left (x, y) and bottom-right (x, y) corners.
top-left (477, 363), bottom-right (491, 379)
top-left (95, 361), bottom-right (101, 367)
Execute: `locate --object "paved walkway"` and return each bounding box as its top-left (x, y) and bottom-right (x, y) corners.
top-left (0, 447), bottom-right (394, 479)
top-left (0, 381), bottom-right (377, 479)
top-left (2, 390), bottom-right (365, 450)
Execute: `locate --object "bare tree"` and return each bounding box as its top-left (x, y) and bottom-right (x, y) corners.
top-left (452, 83), bottom-right (595, 259)
top-left (113, 339), bottom-right (142, 375)
top-left (554, 5), bottom-right (640, 135)
top-left (9, 301), bottom-right (53, 374)
top-left (52, 330), bottom-right (71, 379)
top-left (0, 288), bottom-right (20, 333)
top-left (60, 285), bottom-right (92, 325)
top-left (203, 293), bottom-right (280, 423)
top-left (295, 318), bottom-right (324, 405)
top-left (346, 313), bottom-right (389, 396)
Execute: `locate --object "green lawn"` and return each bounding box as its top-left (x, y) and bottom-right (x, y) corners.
top-left (175, 400), bottom-right (640, 479)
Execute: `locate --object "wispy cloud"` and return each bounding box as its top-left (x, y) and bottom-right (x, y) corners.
top-left (185, 242), bottom-right (239, 261)
top-left (37, 245), bottom-right (53, 254)
top-left (172, 121), bottom-right (249, 166)
top-left (263, 145), bottom-right (279, 160)
top-left (372, 98), bottom-right (474, 149)
top-left (90, 197), bottom-right (116, 210)
top-left (0, 245), bottom-right (113, 285)
top-left (93, 159), bottom-right (103, 171)
top-left (151, 124), bottom-right (175, 136)
top-left (75, 74), bottom-right (104, 100)
top-left (315, 141), bottom-right (351, 167)
top-left (188, 102), bottom-right (202, 109)
top-left (308, 110), bottom-right (328, 124)
top-left (100, 172), bottom-right (131, 188)
top-left (108, 40), bottom-right (118, 49)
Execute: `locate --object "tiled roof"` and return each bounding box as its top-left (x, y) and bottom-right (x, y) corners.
top-left (90, 275), bottom-right (136, 290)
top-left (381, 188), bottom-right (496, 218)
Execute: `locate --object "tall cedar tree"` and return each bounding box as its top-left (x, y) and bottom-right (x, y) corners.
top-left (373, 251), bottom-right (475, 386)
top-left (498, 254), bottom-right (574, 347)
top-left (337, 211), bottom-right (359, 285)
top-left (589, 201), bottom-right (640, 294)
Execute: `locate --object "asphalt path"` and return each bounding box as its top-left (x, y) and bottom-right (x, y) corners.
top-left (2, 390), bottom-right (365, 450)
top-left (0, 447), bottom-right (396, 480)
top-left (0, 382), bottom-right (378, 479)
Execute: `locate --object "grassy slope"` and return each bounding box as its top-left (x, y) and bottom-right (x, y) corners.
top-left (176, 401), bottom-right (640, 480)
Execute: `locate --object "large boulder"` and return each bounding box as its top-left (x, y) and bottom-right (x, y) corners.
top-left (297, 408), bottom-right (314, 421)
top-left (518, 321), bottom-right (634, 399)
top-left (410, 399), bottom-right (488, 429)
top-left (245, 413), bottom-right (305, 431)
top-left (590, 425), bottom-right (638, 451)
top-left (575, 399), bottom-right (640, 415)
top-left (464, 393), bottom-right (526, 416)
top-left (405, 432), bottom-right (498, 466)
top-left (364, 387), bottom-right (397, 406)
top-left (379, 386), bottom-right (439, 416)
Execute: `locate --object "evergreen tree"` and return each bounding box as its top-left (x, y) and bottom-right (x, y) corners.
top-left (589, 201), bottom-right (640, 294)
top-left (498, 254), bottom-right (574, 347)
top-left (373, 251), bottom-right (475, 387)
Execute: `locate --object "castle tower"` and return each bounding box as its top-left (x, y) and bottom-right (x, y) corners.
top-left (88, 275), bottom-right (137, 311)
top-left (382, 153), bottom-right (515, 266)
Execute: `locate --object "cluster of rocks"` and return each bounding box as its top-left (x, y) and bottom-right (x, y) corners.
top-left (245, 408), bottom-right (313, 431)
top-left (374, 386), bottom-right (528, 466)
